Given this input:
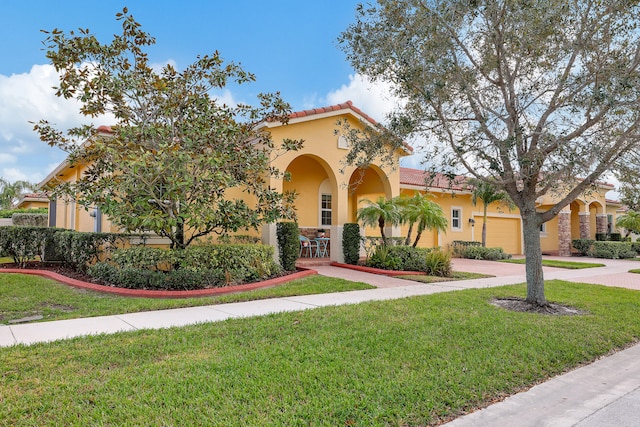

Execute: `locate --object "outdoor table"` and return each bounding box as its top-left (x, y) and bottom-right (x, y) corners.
top-left (314, 237), bottom-right (330, 258)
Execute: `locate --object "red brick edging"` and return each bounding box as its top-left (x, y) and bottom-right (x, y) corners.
top-left (330, 262), bottom-right (426, 276)
top-left (0, 268), bottom-right (317, 298)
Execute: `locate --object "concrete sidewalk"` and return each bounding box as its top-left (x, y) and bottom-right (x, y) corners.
top-left (2, 256), bottom-right (640, 426)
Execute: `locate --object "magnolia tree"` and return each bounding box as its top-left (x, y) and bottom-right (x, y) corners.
top-left (340, 0), bottom-right (640, 306)
top-left (35, 8), bottom-right (302, 249)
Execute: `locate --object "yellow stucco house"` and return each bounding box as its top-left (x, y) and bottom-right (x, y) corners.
top-left (39, 101), bottom-right (622, 260)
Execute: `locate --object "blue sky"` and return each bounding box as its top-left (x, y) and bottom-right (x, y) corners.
top-left (0, 0), bottom-right (412, 186)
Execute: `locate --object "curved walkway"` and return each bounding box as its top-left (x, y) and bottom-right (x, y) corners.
top-left (2, 256), bottom-right (640, 426)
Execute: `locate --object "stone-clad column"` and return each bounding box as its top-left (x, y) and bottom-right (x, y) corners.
top-left (579, 212), bottom-right (590, 239)
top-left (558, 209), bottom-right (572, 257)
top-left (596, 214), bottom-right (608, 235)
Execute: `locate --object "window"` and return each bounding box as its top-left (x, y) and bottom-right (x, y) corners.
top-left (451, 207), bottom-right (462, 231)
top-left (540, 222), bottom-right (547, 234)
top-left (607, 214), bottom-right (613, 234)
top-left (321, 194), bottom-right (332, 226)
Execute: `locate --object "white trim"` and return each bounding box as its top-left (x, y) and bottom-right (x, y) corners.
top-left (451, 206), bottom-right (463, 231)
top-left (471, 211), bottom-right (521, 219)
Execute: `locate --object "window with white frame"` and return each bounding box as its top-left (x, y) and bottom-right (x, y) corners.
top-left (540, 222), bottom-right (547, 235)
top-left (451, 207), bottom-right (462, 231)
top-left (321, 194), bottom-right (332, 226)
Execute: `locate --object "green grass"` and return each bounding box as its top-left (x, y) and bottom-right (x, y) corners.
top-left (629, 269), bottom-right (640, 274)
top-left (0, 273), bottom-right (373, 324)
top-left (501, 258), bottom-right (605, 269)
top-left (2, 280), bottom-right (640, 425)
top-left (397, 271), bottom-right (492, 283)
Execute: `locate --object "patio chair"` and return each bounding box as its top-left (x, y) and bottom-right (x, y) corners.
top-left (299, 235), bottom-right (319, 258)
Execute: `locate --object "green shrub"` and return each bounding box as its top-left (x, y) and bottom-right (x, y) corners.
top-left (572, 239), bottom-right (595, 256)
top-left (610, 232), bottom-right (622, 242)
top-left (11, 213), bottom-right (48, 227)
top-left (595, 233), bottom-right (608, 241)
top-left (458, 245), bottom-right (512, 261)
top-left (366, 245), bottom-right (432, 271)
top-left (0, 207), bottom-right (47, 219)
top-left (276, 222), bottom-right (299, 271)
top-left (589, 241), bottom-right (636, 259)
top-left (425, 249), bottom-right (452, 277)
top-left (111, 246), bottom-right (172, 271)
top-left (449, 240), bottom-right (481, 257)
top-left (342, 223), bottom-right (361, 265)
top-left (99, 243), bottom-right (281, 290)
top-left (632, 242), bottom-right (640, 254)
top-left (53, 231), bottom-right (126, 272)
top-left (0, 226), bottom-right (56, 267)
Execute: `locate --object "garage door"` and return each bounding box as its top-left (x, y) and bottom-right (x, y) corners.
top-left (474, 215), bottom-right (521, 255)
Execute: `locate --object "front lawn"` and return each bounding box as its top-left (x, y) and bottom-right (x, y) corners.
top-left (2, 280), bottom-right (640, 425)
top-left (397, 271), bottom-right (492, 283)
top-left (0, 273), bottom-right (373, 324)
top-left (501, 258), bottom-right (605, 269)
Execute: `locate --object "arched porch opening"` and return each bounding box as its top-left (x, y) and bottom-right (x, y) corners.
top-left (347, 166), bottom-right (394, 243)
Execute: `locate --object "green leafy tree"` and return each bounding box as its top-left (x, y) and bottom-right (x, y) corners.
top-left (469, 179), bottom-right (512, 247)
top-left (357, 196), bottom-right (402, 245)
top-left (340, 0), bottom-right (640, 306)
top-left (401, 192), bottom-right (448, 247)
top-left (0, 179), bottom-right (37, 210)
top-left (35, 8), bottom-right (302, 249)
top-left (616, 210), bottom-right (640, 238)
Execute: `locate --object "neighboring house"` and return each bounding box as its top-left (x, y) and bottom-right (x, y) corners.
top-left (12, 193), bottom-right (49, 210)
top-left (39, 101), bottom-right (621, 259)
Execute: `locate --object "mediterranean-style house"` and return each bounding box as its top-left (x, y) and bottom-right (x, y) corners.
top-left (39, 101), bottom-right (623, 260)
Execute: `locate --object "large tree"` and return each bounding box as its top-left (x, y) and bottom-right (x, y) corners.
top-left (36, 8), bottom-right (301, 249)
top-left (340, 0), bottom-right (640, 306)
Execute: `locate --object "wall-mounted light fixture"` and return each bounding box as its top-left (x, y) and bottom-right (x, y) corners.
top-left (468, 218), bottom-right (475, 226)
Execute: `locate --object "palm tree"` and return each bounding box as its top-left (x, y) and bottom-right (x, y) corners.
top-left (470, 179), bottom-right (512, 247)
top-left (405, 193), bottom-right (448, 247)
top-left (357, 196), bottom-right (402, 245)
top-left (616, 210), bottom-right (640, 238)
top-left (0, 178), bottom-right (37, 210)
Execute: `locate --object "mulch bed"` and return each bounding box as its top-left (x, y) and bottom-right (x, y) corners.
top-left (0, 261), bottom-right (96, 282)
top-left (491, 297), bottom-right (587, 315)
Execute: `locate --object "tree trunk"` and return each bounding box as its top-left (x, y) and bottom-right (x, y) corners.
top-left (175, 217), bottom-right (185, 250)
top-left (481, 205), bottom-right (488, 247)
top-left (405, 223), bottom-right (414, 246)
top-left (379, 217), bottom-right (387, 245)
top-left (521, 210), bottom-right (548, 306)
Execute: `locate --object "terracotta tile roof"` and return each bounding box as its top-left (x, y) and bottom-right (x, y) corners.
top-left (289, 100), bottom-right (379, 127)
top-left (21, 192), bottom-right (49, 199)
top-left (400, 168), bottom-right (468, 191)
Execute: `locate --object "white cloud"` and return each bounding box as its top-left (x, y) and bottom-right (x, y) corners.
top-left (0, 64), bottom-right (113, 184)
top-left (325, 73), bottom-right (401, 123)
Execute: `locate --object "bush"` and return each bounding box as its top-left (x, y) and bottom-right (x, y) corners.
top-left (458, 245), bottom-right (512, 261)
top-left (53, 231), bottom-right (126, 272)
top-left (572, 239), bottom-right (595, 256)
top-left (425, 249), bottom-right (452, 277)
top-left (449, 240), bottom-right (482, 257)
top-left (276, 222), bottom-right (299, 271)
top-left (632, 242), bottom-right (640, 254)
top-left (0, 207), bottom-right (47, 219)
top-left (95, 243), bottom-right (281, 290)
top-left (595, 233), bottom-right (608, 241)
top-left (366, 245), bottom-right (432, 271)
top-left (609, 232), bottom-right (622, 241)
top-left (0, 226), bottom-right (56, 267)
top-left (589, 241), bottom-right (636, 259)
top-left (342, 223), bottom-right (361, 265)
top-left (11, 213), bottom-right (47, 227)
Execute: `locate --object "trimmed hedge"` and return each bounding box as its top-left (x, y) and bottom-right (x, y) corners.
top-left (572, 239), bottom-right (595, 256)
top-left (276, 222), bottom-right (299, 271)
top-left (53, 230), bottom-right (126, 272)
top-left (11, 213), bottom-right (47, 227)
top-left (455, 245), bottom-right (512, 261)
top-left (92, 244), bottom-right (282, 290)
top-left (0, 226), bottom-right (56, 267)
top-left (0, 207), bottom-right (47, 219)
top-left (589, 241), bottom-right (636, 259)
top-left (342, 223), bottom-right (361, 265)
top-left (449, 240), bottom-right (482, 257)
